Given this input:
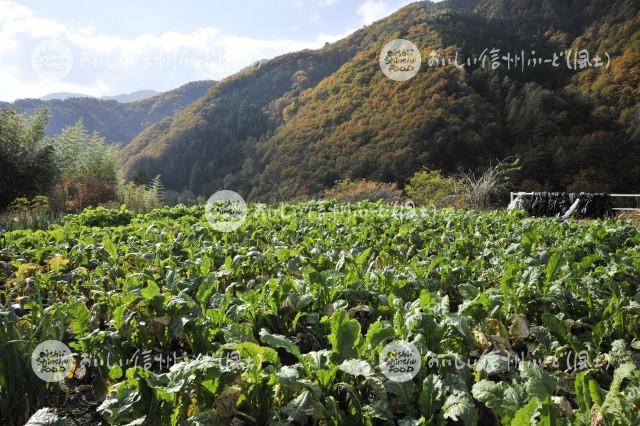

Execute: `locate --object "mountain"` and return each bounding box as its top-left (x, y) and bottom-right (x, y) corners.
top-left (40, 89), bottom-right (159, 102)
top-left (0, 81), bottom-right (216, 144)
top-left (102, 90), bottom-right (160, 103)
top-left (121, 0), bottom-right (640, 199)
top-left (40, 92), bottom-right (93, 101)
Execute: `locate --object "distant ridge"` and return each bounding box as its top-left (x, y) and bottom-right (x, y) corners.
top-left (40, 92), bottom-right (93, 101)
top-left (40, 89), bottom-right (161, 103)
top-left (1, 81), bottom-right (216, 144)
top-left (102, 90), bottom-right (161, 103)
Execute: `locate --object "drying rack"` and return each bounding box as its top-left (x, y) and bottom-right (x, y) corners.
top-left (509, 192), bottom-right (640, 212)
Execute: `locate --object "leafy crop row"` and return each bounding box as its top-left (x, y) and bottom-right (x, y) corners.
top-left (1, 202), bottom-right (639, 425)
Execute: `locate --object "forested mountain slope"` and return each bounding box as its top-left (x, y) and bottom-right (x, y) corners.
top-left (121, 0), bottom-right (640, 199)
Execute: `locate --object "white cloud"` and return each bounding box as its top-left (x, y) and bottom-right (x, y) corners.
top-left (357, 0), bottom-right (392, 25)
top-left (1, 64), bottom-right (111, 99)
top-left (357, 0), bottom-right (415, 25)
top-left (0, 1), bottom-right (352, 101)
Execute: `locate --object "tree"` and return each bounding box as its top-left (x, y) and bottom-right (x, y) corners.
top-left (46, 120), bottom-right (119, 211)
top-left (50, 119), bottom-right (118, 184)
top-left (0, 108), bottom-right (57, 209)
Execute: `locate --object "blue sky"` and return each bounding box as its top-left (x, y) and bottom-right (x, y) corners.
top-left (0, 0), bottom-right (442, 101)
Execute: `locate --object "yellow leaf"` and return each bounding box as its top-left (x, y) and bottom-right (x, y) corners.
top-left (48, 255), bottom-right (70, 273)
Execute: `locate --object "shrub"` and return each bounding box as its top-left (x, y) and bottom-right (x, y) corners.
top-left (116, 176), bottom-right (164, 212)
top-left (48, 177), bottom-right (116, 212)
top-left (62, 206), bottom-right (134, 227)
top-left (323, 179), bottom-right (402, 203)
top-left (29, 196), bottom-right (50, 213)
top-left (458, 158), bottom-right (520, 210)
top-left (164, 189), bottom-right (197, 206)
top-left (405, 169), bottom-right (463, 207)
top-left (0, 196), bottom-right (60, 231)
top-left (71, 178), bottom-right (117, 211)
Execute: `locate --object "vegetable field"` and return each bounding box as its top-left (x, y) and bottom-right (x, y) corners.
top-left (1, 202), bottom-right (640, 425)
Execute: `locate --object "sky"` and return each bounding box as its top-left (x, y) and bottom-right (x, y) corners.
top-left (0, 0), bottom-right (442, 101)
